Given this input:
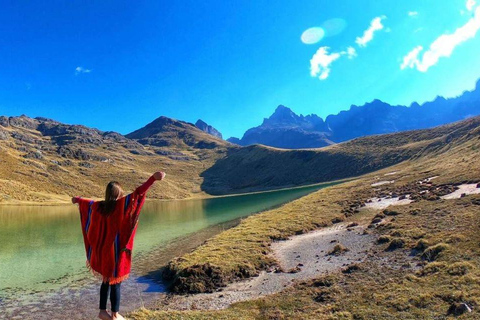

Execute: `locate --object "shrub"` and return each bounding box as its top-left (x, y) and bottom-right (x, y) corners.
top-left (387, 238), bottom-right (405, 251)
top-left (421, 243), bottom-right (450, 261)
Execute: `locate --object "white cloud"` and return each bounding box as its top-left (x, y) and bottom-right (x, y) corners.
top-left (400, 46), bottom-right (423, 70)
top-left (355, 16), bottom-right (386, 47)
top-left (401, 6), bottom-right (480, 72)
top-left (408, 11), bottom-right (419, 17)
top-left (310, 47), bottom-right (341, 80)
top-left (467, 0), bottom-right (476, 11)
top-left (346, 46), bottom-right (357, 59)
top-left (75, 66), bottom-right (92, 75)
top-left (310, 46), bottom-right (358, 80)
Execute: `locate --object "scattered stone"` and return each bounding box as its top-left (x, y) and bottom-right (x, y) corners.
top-left (331, 217), bottom-right (345, 224)
top-left (371, 217), bottom-right (383, 224)
top-left (327, 244), bottom-right (349, 256)
top-left (273, 266), bottom-right (284, 273)
top-left (347, 222), bottom-right (359, 228)
top-left (383, 209), bottom-right (400, 216)
top-left (447, 302), bottom-right (472, 316)
top-left (342, 264), bottom-right (361, 274)
top-left (288, 266), bottom-right (301, 274)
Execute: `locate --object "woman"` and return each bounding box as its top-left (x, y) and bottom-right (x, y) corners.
top-left (72, 171), bottom-right (166, 320)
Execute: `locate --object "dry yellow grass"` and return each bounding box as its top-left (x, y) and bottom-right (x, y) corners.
top-left (130, 117), bottom-right (480, 319)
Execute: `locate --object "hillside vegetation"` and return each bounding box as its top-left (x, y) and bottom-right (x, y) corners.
top-left (133, 113), bottom-right (480, 319)
top-left (0, 115), bottom-right (230, 204)
top-left (1, 114), bottom-right (479, 204)
top-left (202, 116), bottom-right (480, 194)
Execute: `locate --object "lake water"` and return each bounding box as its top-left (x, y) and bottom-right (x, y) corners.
top-left (0, 183), bottom-right (332, 302)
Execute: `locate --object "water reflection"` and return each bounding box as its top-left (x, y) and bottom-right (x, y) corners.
top-left (0, 183), bottom-right (332, 294)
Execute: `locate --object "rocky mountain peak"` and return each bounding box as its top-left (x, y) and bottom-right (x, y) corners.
top-left (195, 119), bottom-right (223, 139)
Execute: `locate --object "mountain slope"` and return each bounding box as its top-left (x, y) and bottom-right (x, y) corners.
top-left (201, 115), bottom-right (480, 194)
top-left (0, 115), bottom-right (230, 204)
top-left (126, 116), bottom-right (228, 149)
top-left (232, 79), bottom-right (480, 148)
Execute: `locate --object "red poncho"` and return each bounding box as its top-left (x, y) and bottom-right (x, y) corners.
top-left (76, 177), bottom-right (155, 284)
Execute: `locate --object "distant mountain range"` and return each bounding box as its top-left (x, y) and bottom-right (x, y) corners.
top-left (228, 79), bottom-right (480, 149)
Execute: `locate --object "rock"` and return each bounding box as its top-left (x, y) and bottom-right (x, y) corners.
top-left (371, 217), bottom-right (383, 224)
top-left (288, 266), bottom-right (301, 273)
top-left (447, 302), bottom-right (472, 316)
top-left (327, 244), bottom-right (349, 256)
top-left (383, 209), bottom-right (400, 216)
top-left (0, 116), bottom-right (9, 127)
top-left (78, 162), bottom-right (94, 168)
top-left (0, 129), bottom-right (9, 140)
top-left (331, 217), bottom-right (345, 224)
top-left (342, 264), bottom-right (361, 274)
top-left (273, 267), bottom-right (284, 273)
top-left (23, 150), bottom-right (43, 159)
top-left (347, 222), bottom-right (359, 228)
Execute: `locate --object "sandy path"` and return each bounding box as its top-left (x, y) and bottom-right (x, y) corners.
top-left (154, 224), bottom-right (374, 311)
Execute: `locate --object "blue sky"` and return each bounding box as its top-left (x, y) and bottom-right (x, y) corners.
top-left (1, 0), bottom-right (480, 139)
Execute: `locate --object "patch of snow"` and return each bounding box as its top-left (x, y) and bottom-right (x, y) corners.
top-left (371, 180), bottom-right (395, 187)
top-left (418, 176), bottom-right (439, 184)
top-left (441, 184), bottom-right (480, 200)
top-left (364, 195), bottom-right (412, 210)
top-left (384, 171), bottom-right (398, 176)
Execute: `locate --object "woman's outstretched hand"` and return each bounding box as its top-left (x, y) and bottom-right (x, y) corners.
top-left (153, 171), bottom-right (166, 181)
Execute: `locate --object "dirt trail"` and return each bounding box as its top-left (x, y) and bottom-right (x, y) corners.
top-left (154, 223), bottom-right (374, 311)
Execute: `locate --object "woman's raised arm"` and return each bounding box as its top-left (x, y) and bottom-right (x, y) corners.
top-left (135, 171), bottom-right (166, 196)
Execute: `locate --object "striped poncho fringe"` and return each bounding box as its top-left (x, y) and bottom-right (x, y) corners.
top-left (76, 190), bottom-right (147, 285)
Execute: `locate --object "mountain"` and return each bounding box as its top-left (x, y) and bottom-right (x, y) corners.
top-left (233, 105), bottom-right (333, 149)
top-left (200, 115), bottom-right (480, 194)
top-left (195, 119), bottom-right (223, 139)
top-left (0, 115), bottom-right (230, 204)
top-left (126, 116), bottom-right (228, 149)
top-left (232, 80), bottom-right (480, 148)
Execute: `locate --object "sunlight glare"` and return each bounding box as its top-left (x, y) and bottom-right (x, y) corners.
top-left (301, 27), bottom-right (325, 44)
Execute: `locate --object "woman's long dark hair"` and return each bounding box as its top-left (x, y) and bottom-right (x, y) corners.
top-left (98, 181), bottom-right (124, 215)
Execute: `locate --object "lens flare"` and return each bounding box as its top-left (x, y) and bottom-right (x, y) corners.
top-left (301, 27), bottom-right (325, 44)
top-left (321, 18), bottom-right (347, 37)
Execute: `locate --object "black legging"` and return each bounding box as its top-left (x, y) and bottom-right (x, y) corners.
top-left (100, 282), bottom-right (121, 312)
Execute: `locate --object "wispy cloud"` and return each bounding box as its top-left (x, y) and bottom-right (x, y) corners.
top-left (408, 11), bottom-right (419, 17)
top-left (355, 16), bottom-right (386, 47)
top-left (309, 15), bottom-right (386, 80)
top-left (401, 6), bottom-right (480, 72)
top-left (75, 66), bottom-right (92, 75)
top-left (310, 46), bottom-right (358, 80)
top-left (345, 46), bottom-right (357, 59)
top-left (310, 47), bottom-right (341, 80)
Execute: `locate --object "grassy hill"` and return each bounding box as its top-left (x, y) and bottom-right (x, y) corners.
top-left (133, 114), bottom-right (480, 319)
top-left (1, 114), bottom-right (479, 204)
top-left (201, 116), bottom-right (480, 194)
top-left (0, 115), bottom-right (230, 204)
